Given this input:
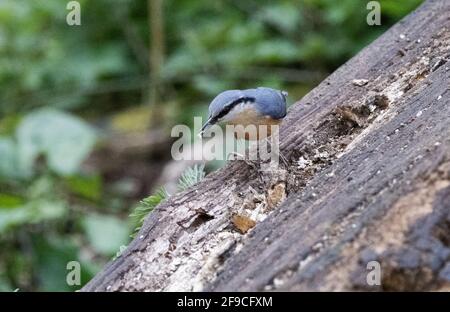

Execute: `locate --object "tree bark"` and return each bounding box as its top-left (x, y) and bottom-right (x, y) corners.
top-left (83, 0), bottom-right (450, 291)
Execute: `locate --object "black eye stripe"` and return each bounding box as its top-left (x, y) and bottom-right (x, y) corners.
top-left (211, 96), bottom-right (255, 123)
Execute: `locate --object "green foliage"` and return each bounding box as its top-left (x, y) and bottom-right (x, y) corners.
top-left (0, 0), bottom-right (423, 292)
top-left (0, 109), bottom-right (114, 291)
top-left (0, 137), bottom-right (23, 179)
top-left (130, 164), bottom-right (206, 236)
top-left (130, 187), bottom-right (169, 236)
top-left (16, 109), bottom-right (97, 176)
top-left (32, 236), bottom-right (96, 291)
top-left (64, 174), bottom-right (102, 202)
top-left (162, 0), bottom-right (422, 103)
top-left (0, 0), bottom-right (133, 114)
top-left (0, 198), bottom-right (66, 234)
top-left (177, 164), bottom-right (206, 192)
top-left (0, 0), bottom-right (423, 118)
top-left (83, 214), bottom-right (130, 256)
top-left (0, 109), bottom-right (96, 180)
top-left (0, 174), bottom-right (64, 233)
top-left (113, 245), bottom-right (128, 260)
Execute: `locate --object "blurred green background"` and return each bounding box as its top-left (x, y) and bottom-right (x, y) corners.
top-left (0, 0), bottom-right (422, 291)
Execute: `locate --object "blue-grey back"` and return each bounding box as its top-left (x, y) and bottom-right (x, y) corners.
top-left (246, 87), bottom-right (287, 119)
top-left (209, 87), bottom-right (287, 120)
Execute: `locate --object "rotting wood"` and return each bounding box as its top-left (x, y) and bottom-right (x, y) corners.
top-left (83, 0), bottom-right (450, 292)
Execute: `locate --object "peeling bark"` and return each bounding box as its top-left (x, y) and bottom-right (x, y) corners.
top-left (83, 0), bottom-right (450, 292)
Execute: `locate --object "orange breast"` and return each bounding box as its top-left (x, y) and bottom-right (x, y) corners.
top-left (230, 116), bottom-right (281, 141)
top-left (224, 104), bottom-right (282, 141)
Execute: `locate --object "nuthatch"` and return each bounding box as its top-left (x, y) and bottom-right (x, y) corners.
top-left (200, 87), bottom-right (288, 140)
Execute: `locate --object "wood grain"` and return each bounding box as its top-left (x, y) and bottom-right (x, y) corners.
top-left (83, 0), bottom-right (450, 291)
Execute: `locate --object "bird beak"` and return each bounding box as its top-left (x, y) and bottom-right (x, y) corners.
top-left (198, 116), bottom-right (213, 138)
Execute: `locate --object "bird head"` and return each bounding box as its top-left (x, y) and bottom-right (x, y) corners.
top-left (199, 88), bottom-right (287, 138)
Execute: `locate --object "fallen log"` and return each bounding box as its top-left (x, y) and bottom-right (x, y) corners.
top-left (83, 0), bottom-right (450, 291)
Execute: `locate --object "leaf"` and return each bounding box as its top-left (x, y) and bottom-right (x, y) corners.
top-left (256, 3), bottom-right (303, 34)
top-left (231, 214), bottom-right (256, 234)
top-left (254, 40), bottom-right (299, 63)
top-left (32, 236), bottom-right (96, 291)
top-left (0, 199), bottom-right (66, 233)
top-left (129, 187), bottom-right (168, 236)
top-left (0, 114), bottom-right (21, 136)
top-left (177, 163), bottom-right (206, 192)
top-left (83, 214), bottom-right (130, 255)
top-left (193, 75), bottom-right (230, 96)
top-left (112, 244), bottom-right (128, 261)
top-left (16, 109), bottom-right (97, 176)
top-left (65, 174), bottom-right (102, 202)
top-left (0, 137), bottom-right (27, 179)
top-left (0, 193), bottom-right (24, 207)
top-left (129, 165), bottom-right (206, 236)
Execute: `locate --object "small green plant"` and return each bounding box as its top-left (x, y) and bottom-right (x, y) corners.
top-left (177, 164), bottom-right (206, 192)
top-left (112, 244), bottom-right (128, 261)
top-left (129, 187), bottom-right (168, 237)
top-left (129, 164), bottom-right (206, 237)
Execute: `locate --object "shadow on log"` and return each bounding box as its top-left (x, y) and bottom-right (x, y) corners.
top-left (83, 0), bottom-right (450, 291)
